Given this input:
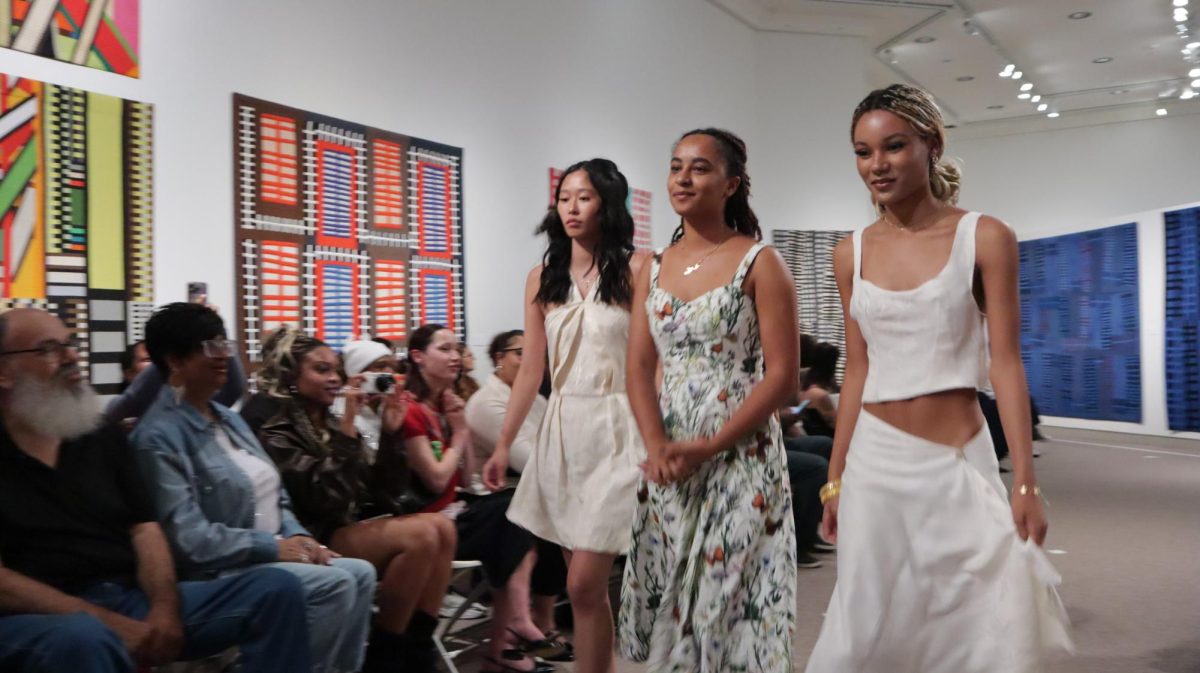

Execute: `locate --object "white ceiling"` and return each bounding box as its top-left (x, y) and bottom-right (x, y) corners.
top-left (709, 0), bottom-right (1200, 127)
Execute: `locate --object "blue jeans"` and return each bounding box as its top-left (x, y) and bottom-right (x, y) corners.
top-left (0, 567), bottom-right (310, 673)
top-left (784, 437), bottom-right (831, 551)
top-left (254, 558), bottom-right (376, 673)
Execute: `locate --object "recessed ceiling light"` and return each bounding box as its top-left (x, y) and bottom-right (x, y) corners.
top-left (987, 104), bottom-right (1005, 110)
top-left (915, 36), bottom-right (935, 43)
top-left (1031, 95), bottom-right (1042, 102)
top-left (1047, 112), bottom-right (1061, 118)
top-left (1190, 68), bottom-right (1200, 78)
top-left (1068, 11), bottom-right (1092, 19)
top-left (1018, 93), bottom-right (1032, 100)
top-left (1111, 89), bottom-right (1128, 95)
top-left (1037, 103), bottom-right (1048, 111)
top-left (1012, 71), bottom-right (1024, 80)
top-left (1193, 78), bottom-right (1200, 88)
top-left (1020, 83), bottom-right (1033, 91)
top-left (1157, 108), bottom-right (1169, 116)
top-left (1092, 57), bottom-right (1114, 64)
top-left (1175, 0), bottom-right (1189, 7)
top-left (956, 75), bottom-right (975, 82)
top-left (1176, 8), bottom-right (1189, 20)
top-left (1183, 90), bottom-right (1197, 99)
top-left (1189, 42), bottom-right (1200, 49)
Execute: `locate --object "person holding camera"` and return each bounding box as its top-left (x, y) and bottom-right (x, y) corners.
top-left (333, 339), bottom-right (403, 462)
top-left (250, 326), bottom-right (457, 673)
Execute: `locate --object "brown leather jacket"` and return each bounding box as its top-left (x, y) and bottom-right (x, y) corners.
top-left (256, 402), bottom-right (369, 544)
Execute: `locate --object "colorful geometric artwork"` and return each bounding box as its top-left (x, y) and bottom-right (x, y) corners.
top-left (631, 188), bottom-right (652, 251)
top-left (1164, 207), bottom-right (1200, 432)
top-left (772, 229), bottom-right (851, 379)
top-left (234, 94), bottom-right (465, 361)
top-left (1019, 224), bottom-right (1141, 422)
top-left (2, 1), bottom-right (139, 77)
top-left (0, 72), bottom-right (153, 394)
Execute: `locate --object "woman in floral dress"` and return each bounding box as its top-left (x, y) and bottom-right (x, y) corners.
top-left (619, 128), bottom-right (799, 672)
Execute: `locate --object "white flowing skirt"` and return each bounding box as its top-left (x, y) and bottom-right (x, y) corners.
top-left (805, 410), bottom-right (1073, 673)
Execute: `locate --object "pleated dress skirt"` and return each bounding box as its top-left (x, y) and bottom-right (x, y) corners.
top-left (805, 410), bottom-right (1073, 673)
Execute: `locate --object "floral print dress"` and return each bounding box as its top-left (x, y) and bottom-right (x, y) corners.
top-left (619, 243), bottom-right (797, 672)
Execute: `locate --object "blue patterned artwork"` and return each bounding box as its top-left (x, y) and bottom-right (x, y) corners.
top-left (1019, 223), bottom-right (1141, 422)
top-left (1164, 207), bottom-right (1200, 432)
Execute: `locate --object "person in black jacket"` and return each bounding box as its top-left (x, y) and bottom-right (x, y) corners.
top-left (250, 326), bottom-right (456, 673)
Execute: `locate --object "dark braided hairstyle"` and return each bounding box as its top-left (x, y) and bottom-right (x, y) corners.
top-left (671, 128), bottom-right (760, 243)
top-left (535, 158), bottom-right (635, 307)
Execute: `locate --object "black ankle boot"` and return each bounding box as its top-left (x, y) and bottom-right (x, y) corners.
top-left (402, 611), bottom-right (440, 672)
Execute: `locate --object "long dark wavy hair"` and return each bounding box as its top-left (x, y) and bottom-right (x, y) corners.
top-left (405, 323), bottom-right (450, 405)
top-left (535, 158), bottom-right (634, 307)
top-left (670, 128), bottom-right (761, 243)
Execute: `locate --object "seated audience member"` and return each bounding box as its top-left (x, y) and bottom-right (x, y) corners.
top-left (0, 308), bottom-right (310, 673)
top-left (375, 323), bottom-right (572, 670)
top-left (464, 330), bottom-right (545, 482)
top-left (129, 304), bottom-right (376, 673)
top-left (454, 342), bottom-right (481, 402)
top-left (105, 344), bottom-right (246, 427)
top-left (334, 339), bottom-right (404, 461)
top-left (118, 340), bottom-right (152, 393)
top-left (798, 341), bottom-right (840, 437)
top-left (464, 330), bottom-right (570, 641)
top-left (254, 327), bottom-right (456, 673)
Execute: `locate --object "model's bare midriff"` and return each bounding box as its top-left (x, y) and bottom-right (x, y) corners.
top-left (862, 387), bottom-right (985, 449)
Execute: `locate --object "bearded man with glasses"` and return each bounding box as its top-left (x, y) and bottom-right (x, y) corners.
top-left (0, 308), bottom-right (311, 673)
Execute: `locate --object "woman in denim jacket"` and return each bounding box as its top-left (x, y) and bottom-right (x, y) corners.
top-left (130, 303), bottom-right (376, 673)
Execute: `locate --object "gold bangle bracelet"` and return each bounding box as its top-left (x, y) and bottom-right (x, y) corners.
top-left (1012, 484), bottom-right (1041, 497)
top-left (819, 479), bottom-right (842, 505)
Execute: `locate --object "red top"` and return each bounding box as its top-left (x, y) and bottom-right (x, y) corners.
top-left (399, 402), bottom-right (460, 513)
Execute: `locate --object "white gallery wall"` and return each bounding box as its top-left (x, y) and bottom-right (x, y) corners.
top-left (0, 0), bottom-right (867, 350)
top-left (955, 115), bottom-right (1200, 439)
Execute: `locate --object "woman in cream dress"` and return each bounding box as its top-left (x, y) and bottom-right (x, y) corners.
top-left (482, 158), bottom-right (648, 673)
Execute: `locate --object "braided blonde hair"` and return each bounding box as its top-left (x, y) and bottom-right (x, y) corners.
top-left (257, 325), bottom-right (328, 399)
top-left (851, 84), bottom-right (961, 208)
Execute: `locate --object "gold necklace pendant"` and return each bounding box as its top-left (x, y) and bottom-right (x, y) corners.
top-left (681, 235), bottom-right (731, 276)
top-left (683, 263), bottom-right (701, 276)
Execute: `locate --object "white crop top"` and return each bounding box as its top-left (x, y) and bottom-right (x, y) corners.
top-left (850, 211), bottom-right (989, 403)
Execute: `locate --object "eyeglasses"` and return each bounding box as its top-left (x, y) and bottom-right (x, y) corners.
top-left (201, 338), bottom-right (238, 358)
top-left (499, 347), bottom-right (523, 357)
top-left (0, 338), bottom-right (80, 361)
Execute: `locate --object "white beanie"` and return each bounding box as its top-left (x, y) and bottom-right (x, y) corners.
top-left (341, 340), bottom-right (393, 377)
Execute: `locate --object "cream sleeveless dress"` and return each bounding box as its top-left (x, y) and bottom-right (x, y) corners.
top-left (506, 282), bottom-right (645, 554)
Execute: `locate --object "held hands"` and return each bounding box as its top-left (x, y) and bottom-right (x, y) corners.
top-left (1011, 488), bottom-right (1048, 545)
top-left (640, 438), bottom-right (716, 485)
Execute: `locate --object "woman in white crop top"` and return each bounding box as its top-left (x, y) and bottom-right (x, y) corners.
top-left (805, 84), bottom-right (1072, 673)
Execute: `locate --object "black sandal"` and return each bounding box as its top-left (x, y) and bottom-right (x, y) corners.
top-left (504, 628), bottom-right (575, 662)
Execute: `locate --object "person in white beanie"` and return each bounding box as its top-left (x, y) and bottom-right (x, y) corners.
top-left (334, 340), bottom-right (401, 462)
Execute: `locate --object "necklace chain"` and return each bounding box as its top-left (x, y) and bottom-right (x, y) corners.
top-left (681, 235), bottom-right (733, 276)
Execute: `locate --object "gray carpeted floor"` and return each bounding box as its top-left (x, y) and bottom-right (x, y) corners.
top-left (458, 427), bottom-right (1200, 673)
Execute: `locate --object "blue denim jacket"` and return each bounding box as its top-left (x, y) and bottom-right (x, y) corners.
top-left (131, 387), bottom-right (309, 577)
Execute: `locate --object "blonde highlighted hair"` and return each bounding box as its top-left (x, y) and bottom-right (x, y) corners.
top-left (851, 84), bottom-right (961, 208)
top-left (257, 325), bottom-right (329, 398)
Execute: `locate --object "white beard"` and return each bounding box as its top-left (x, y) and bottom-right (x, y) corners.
top-left (9, 374), bottom-right (101, 439)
